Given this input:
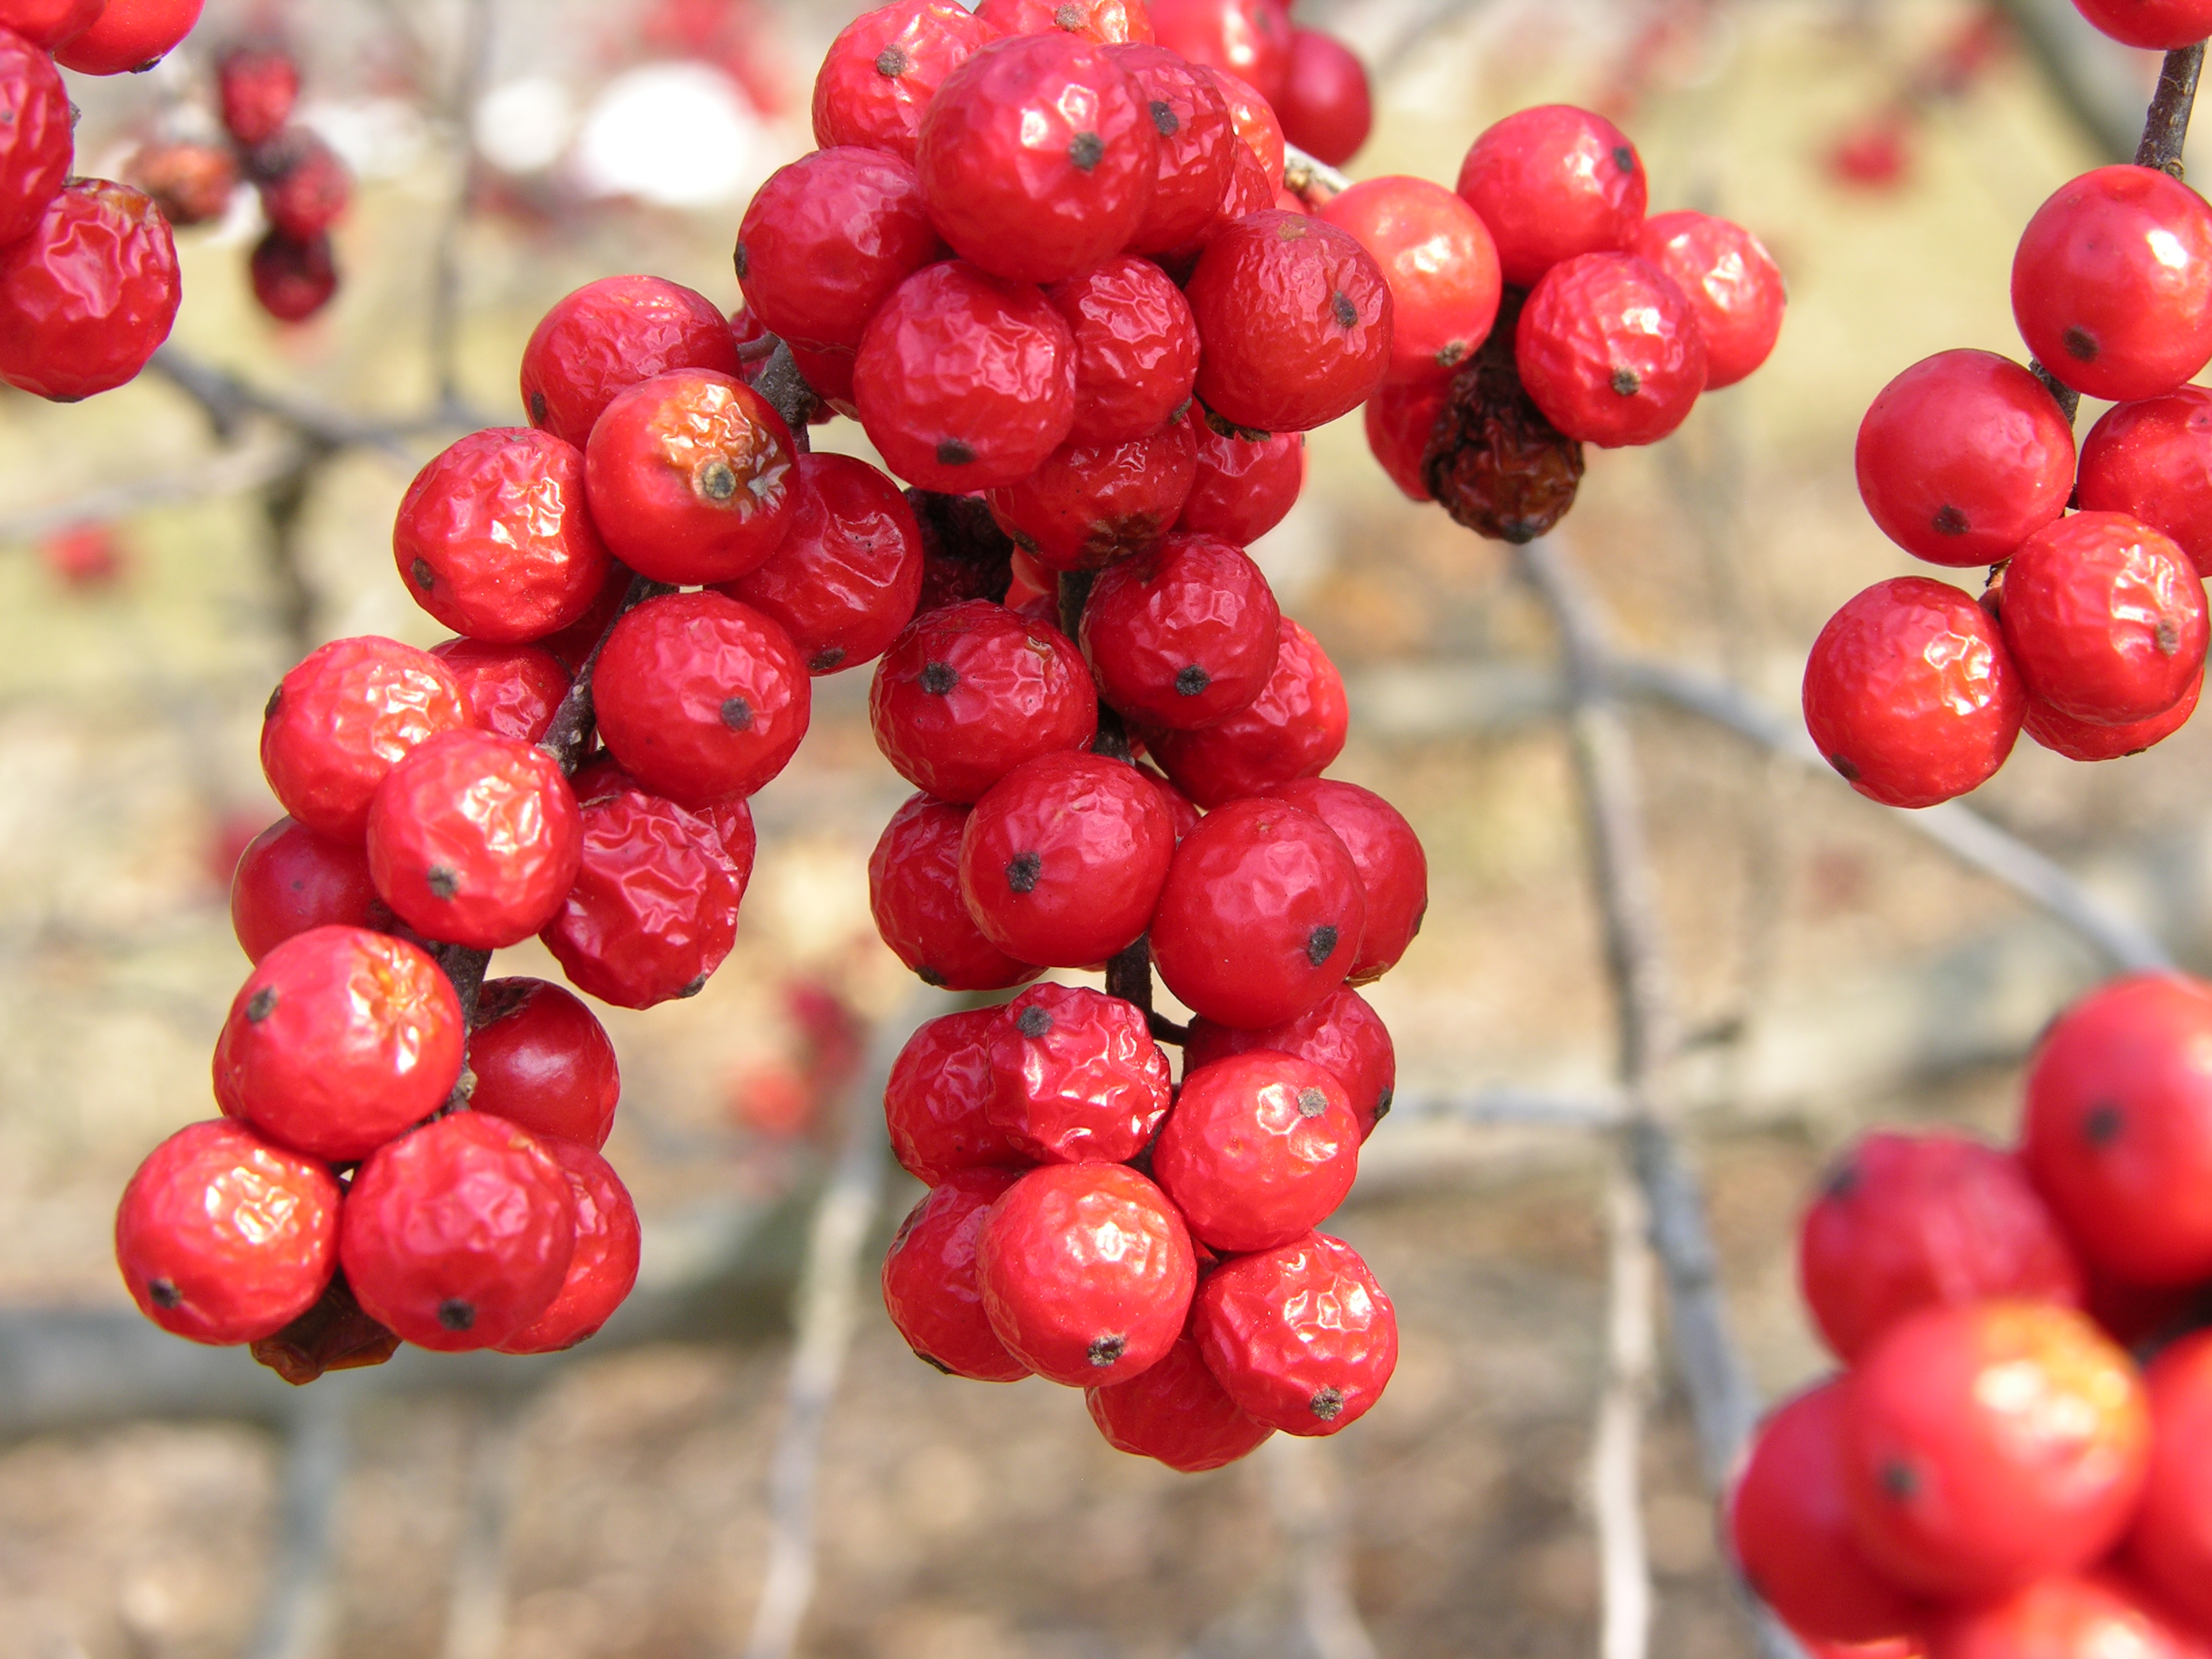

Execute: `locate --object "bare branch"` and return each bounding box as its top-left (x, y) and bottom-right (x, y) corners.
top-left (242, 1391), bottom-right (352, 1659)
top-left (0, 437), bottom-right (304, 548)
top-left (1595, 1170), bottom-right (1655, 1659)
top-left (440, 1395), bottom-right (527, 1659)
top-left (1263, 1434), bottom-right (1380, 1659)
top-left (1284, 143), bottom-right (1351, 205)
top-left (428, 0), bottom-right (498, 413)
top-left (2138, 43), bottom-right (2205, 174)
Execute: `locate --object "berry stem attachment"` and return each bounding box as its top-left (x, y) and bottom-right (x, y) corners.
top-left (752, 338), bottom-right (821, 438)
top-left (1282, 143), bottom-right (1351, 207)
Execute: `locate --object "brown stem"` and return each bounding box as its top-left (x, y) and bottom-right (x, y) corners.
top-left (2137, 43), bottom-right (2205, 177)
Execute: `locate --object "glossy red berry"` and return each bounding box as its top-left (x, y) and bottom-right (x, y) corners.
top-left (260, 636), bottom-right (472, 840)
top-left (251, 130), bottom-right (351, 241)
top-left (1633, 210), bottom-right (1785, 390)
top-left (1045, 256), bottom-right (1202, 447)
top-left (976, 1160), bottom-right (1196, 1385)
top-left (1193, 1230), bottom-right (1395, 1434)
top-left (213, 925), bottom-right (464, 1161)
top-left (736, 147), bottom-right (944, 350)
top-left (1259, 779), bottom-right (1425, 983)
top-left (495, 1139), bottom-right (640, 1354)
top-left (1088, 1334), bottom-right (1275, 1471)
top-left (1183, 985), bottom-right (1396, 1137)
top-left (539, 788), bottom-right (743, 1009)
top-left (1456, 104), bottom-right (1646, 287)
top-left (984, 419), bottom-right (1197, 572)
top-left (0, 29), bottom-right (72, 247)
top-left (53, 0), bottom-right (200, 73)
top-left (531, 565), bottom-right (632, 676)
top-left (886, 1007), bottom-right (1033, 1183)
top-left (1103, 43), bottom-right (1236, 254)
top-left (0, 180), bottom-right (180, 401)
top-left (1200, 64), bottom-right (1284, 188)
top-left (987, 984), bottom-right (1172, 1163)
top-left (2079, 388), bottom-right (2212, 578)
top-left (1151, 796), bottom-right (1364, 1029)
top-left (2127, 1332), bottom-right (2212, 1627)
top-left (1187, 211), bottom-right (1393, 434)
top-left (229, 816), bottom-right (383, 964)
top-left (1146, 617), bottom-right (1347, 808)
top-left (1515, 253), bottom-right (1706, 447)
top-left (248, 230), bottom-right (337, 323)
top-left (2025, 666), bottom-right (2203, 761)
top-left (217, 45), bottom-right (299, 147)
top-left (115, 1119), bottom-right (341, 1345)
top-left (2013, 166), bottom-right (2212, 403)
top-left (1177, 415), bottom-right (1305, 543)
top-left (1855, 351), bottom-right (2076, 568)
top-left (1149, 0), bottom-right (1291, 102)
top-left (870, 793), bottom-right (1046, 991)
top-left (1931, 1574), bottom-right (2198, 1659)
top-left (428, 639), bottom-right (570, 745)
top-left (1801, 577), bottom-right (2024, 809)
top-left (520, 275), bottom-right (745, 447)
top-left (1319, 176), bottom-right (1501, 388)
top-left (468, 977), bottom-right (621, 1151)
top-left (2070, 0), bottom-right (2212, 46)
top-left (811, 0), bottom-right (1000, 165)
top-left (1276, 28), bottom-right (1370, 167)
top-left (1081, 532), bottom-right (1281, 731)
top-left (340, 1112), bottom-right (576, 1352)
top-left (0, 0), bottom-right (102, 49)
top-left (883, 1166), bottom-right (1031, 1381)
top-left (974, 0), bottom-right (1151, 41)
top-left (1155, 1052), bottom-right (1359, 1253)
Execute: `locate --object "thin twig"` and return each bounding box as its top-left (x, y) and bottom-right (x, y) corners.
top-left (1595, 1170), bottom-right (1655, 1659)
top-left (242, 1390), bottom-right (352, 1659)
top-left (0, 436), bottom-right (304, 547)
top-left (429, 0), bottom-right (498, 413)
top-left (1284, 143), bottom-right (1352, 205)
top-left (2137, 43), bottom-right (2204, 175)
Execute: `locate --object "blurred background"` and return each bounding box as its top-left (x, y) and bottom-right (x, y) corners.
top-left (0, 0), bottom-right (2196, 1654)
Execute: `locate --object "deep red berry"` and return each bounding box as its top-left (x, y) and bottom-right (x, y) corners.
top-left (1200, 64), bottom-right (1284, 189)
top-left (736, 146), bottom-right (945, 349)
top-left (217, 45), bottom-right (300, 147)
top-left (1150, 0), bottom-right (1292, 102)
top-left (855, 261), bottom-right (1078, 491)
top-left (1151, 796), bottom-right (1364, 1029)
top-left (251, 129), bottom-right (351, 241)
top-left (1515, 252), bottom-right (1706, 447)
top-left (977, 1160), bottom-right (1196, 1385)
top-left (520, 275), bottom-right (745, 447)
top-left (1104, 43), bottom-right (1236, 253)
top-left (1456, 104), bottom-right (1647, 287)
top-left (1632, 210), bottom-right (1785, 390)
top-left (790, 341), bottom-right (857, 411)
top-left (869, 599), bottom-right (1097, 802)
top-left (468, 977), bottom-right (621, 1151)
top-left (1045, 256), bottom-right (1202, 447)
top-left (886, 1007), bottom-right (1033, 1183)
top-left (1155, 1052), bottom-right (1359, 1253)
top-left (0, 180), bottom-right (180, 401)
top-left (1931, 1574), bottom-right (2198, 1659)
top-left (495, 1139), bottom-right (641, 1354)
top-left (260, 636), bottom-right (472, 841)
top-left (1141, 761), bottom-right (1204, 840)
top-left (0, 29), bottom-right (72, 247)
top-left (1183, 985), bottom-right (1396, 1136)
top-left (129, 140), bottom-right (241, 228)
top-left (115, 1120), bottom-right (341, 1345)
top-left (2026, 667), bottom-right (2203, 761)
top-left (1364, 380), bottom-right (1448, 502)
top-left (213, 925), bottom-right (464, 1161)
top-left (2128, 1332), bottom-right (2212, 1627)
top-left (229, 816), bottom-right (384, 964)
top-left (1801, 577), bottom-right (2024, 809)
top-left (1147, 617), bottom-right (1348, 808)
top-left (249, 230), bottom-right (339, 323)
top-left (1319, 176), bottom-right (1501, 388)
top-left (987, 983), bottom-right (1171, 1163)
top-left (428, 639), bottom-right (571, 745)
top-left (1799, 1131), bottom-right (2085, 1364)
top-left (340, 1112), bottom-right (576, 1352)
top-left (2071, 0), bottom-right (2212, 46)
top-left (884, 1166), bottom-right (1031, 1381)
top-left (811, 0), bottom-right (1000, 165)
top-left (1259, 778), bottom-right (1425, 983)
top-left (531, 564), bottom-right (632, 676)
top-left (1177, 415), bottom-right (1305, 542)
top-left (1088, 1335), bottom-right (1274, 1471)
top-left (1275, 28), bottom-right (1370, 167)
top-left (1194, 1230), bottom-right (1394, 1435)
top-left (395, 428), bottom-right (613, 642)
top-left (984, 419), bottom-right (1197, 572)
top-left (0, 0), bottom-right (102, 49)
top-left (1854, 351), bottom-right (2076, 568)
top-left (1081, 533), bottom-right (1281, 729)
top-left (54, 0), bottom-right (201, 73)
top-left (539, 787), bottom-right (743, 1009)
top-left (2079, 388), bottom-right (2212, 579)
top-left (870, 793), bottom-right (1045, 990)
top-left (975, 0), bottom-right (1151, 41)
top-left (2013, 166), bottom-right (2212, 403)
top-left (1187, 211), bottom-right (1393, 434)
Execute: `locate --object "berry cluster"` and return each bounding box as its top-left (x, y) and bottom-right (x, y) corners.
top-left (1732, 972), bottom-right (2212, 1659)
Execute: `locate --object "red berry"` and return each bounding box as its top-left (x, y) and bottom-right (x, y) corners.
top-left (1103, 43), bottom-right (1237, 253)
top-left (1081, 531), bottom-right (1282, 730)
top-left (2079, 388), bottom-right (2212, 579)
top-left (1177, 415), bottom-right (1305, 542)
top-left (987, 983), bottom-right (1172, 1162)
top-left (736, 146), bottom-right (945, 350)
top-left (1149, 0), bottom-right (1292, 103)
top-left (1087, 1334), bottom-right (1274, 1471)
top-left (0, 180), bottom-right (180, 401)
top-left (2013, 165), bottom-right (2212, 404)
top-left (1275, 28), bottom-right (1370, 167)
top-left (790, 340), bottom-right (856, 411)
top-left (520, 274), bottom-right (745, 447)
top-left (811, 0), bottom-right (1000, 165)
top-left (217, 45), bottom-right (299, 147)
top-left (251, 129), bottom-right (351, 241)
top-left (395, 428), bottom-right (613, 642)
top-left (1459, 105), bottom-right (1645, 289)
top-left (249, 230), bottom-right (338, 323)
top-left (340, 1112), bottom-right (577, 1352)
top-left (229, 816), bottom-right (384, 964)
top-left (1187, 211), bottom-right (1393, 434)
top-left (531, 564), bottom-right (632, 676)
top-left (2128, 1332), bottom-right (2212, 1628)
top-left (468, 977), bottom-right (621, 1151)
top-left (973, 0), bottom-right (1151, 42)
top-left (2070, 0), bottom-right (2212, 47)
top-left (984, 419), bottom-right (1197, 572)
top-left (976, 1160), bottom-right (1196, 1385)
top-left (1632, 209), bottom-right (1785, 390)
top-left (428, 638), bottom-right (571, 745)
top-left (1151, 796), bottom-right (1364, 1028)
top-left (1154, 1052), bottom-right (1359, 1252)
top-left (1183, 985), bottom-right (1395, 1136)
top-left (539, 788), bottom-right (743, 1009)
top-left (869, 599), bottom-right (1097, 802)
top-left (0, 0), bottom-right (102, 49)
top-left (1515, 252), bottom-right (1706, 447)
top-left (855, 261), bottom-right (1078, 491)
top-left (1931, 1574), bottom-right (2198, 1659)
top-left (114, 1119), bottom-right (340, 1345)
top-left (883, 1166), bottom-right (1031, 1381)
top-left (128, 139), bottom-right (240, 228)
top-left (1258, 778), bottom-right (1425, 983)
top-left (260, 636), bottom-right (472, 841)
top-left (1193, 1230), bottom-right (1395, 1434)
top-left (592, 590), bottom-right (811, 806)
top-left (1046, 255), bottom-right (1202, 447)
top-left (2026, 666), bottom-right (2203, 761)
top-left (1801, 577), bottom-right (2024, 809)
top-left (1854, 351), bottom-right (2076, 568)
top-left (1320, 176), bottom-right (1501, 388)
top-left (213, 924), bottom-right (464, 1161)
top-left (53, 0), bottom-right (201, 74)
top-left (0, 28), bottom-right (72, 247)
top-left (494, 1139), bottom-right (640, 1354)
top-left (886, 1007), bottom-right (1033, 1183)
top-left (1200, 63), bottom-right (1284, 190)
top-left (869, 792), bottom-right (1045, 991)
top-left (1147, 617), bottom-right (1347, 808)
top-left (1798, 1131), bottom-right (2086, 1364)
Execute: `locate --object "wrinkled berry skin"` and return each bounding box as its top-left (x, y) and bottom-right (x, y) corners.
top-left (468, 977), bottom-right (621, 1151)
top-left (218, 45), bottom-right (300, 147)
top-left (249, 230), bottom-right (337, 323)
top-left (987, 983), bottom-right (1172, 1163)
top-left (340, 1113), bottom-right (577, 1353)
top-left (1194, 1231), bottom-right (1395, 1435)
top-left (495, 1139), bottom-right (641, 1354)
top-left (883, 1167), bottom-right (1031, 1381)
top-left (1456, 104), bottom-right (1647, 287)
top-left (0, 180), bottom-right (180, 401)
top-left (2026, 666), bottom-right (2203, 761)
top-left (2079, 388), bottom-right (2212, 579)
top-left (533, 565), bottom-right (633, 676)
top-left (395, 428), bottom-right (613, 642)
top-left (886, 1007), bottom-right (1033, 1183)
top-left (1277, 28), bottom-right (1370, 167)
top-left (1320, 176), bottom-right (1500, 387)
top-left (2013, 166), bottom-right (2212, 403)
top-left (1801, 577), bottom-right (2024, 810)
top-left (1149, 0), bottom-right (1291, 102)
top-left (1104, 44), bottom-right (1235, 254)
top-left (1260, 779), bottom-right (1425, 983)
top-left (115, 1120), bottom-right (341, 1345)
top-left (985, 419), bottom-right (1197, 573)
top-left (1855, 350), bottom-right (2076, 569)
top-left (1155, 1052), bottom-right (1360, 1253)
top-left (1082, 533), bottom-right (1282, 730)
top-left (540, 789), bottom-right (743, 1010)
top-left (1177, 416), bottom-right (1305, 544)
top-left (1151, 797), bottom-right (1366, 1029)
top-left (1187, 211), bottom-right (1393, 434)
top-left (54, 0), bottom-right (201, 73)
top-left (594, 591), bottom-right (811, 806)
top-left (1516, 253), bottom-right (1706, 447)
top-left (975, 0), bottom-right (1150, 41)
top-left (429, 639), bottom-right (570, 745)
top-left (1047, 255), bottom-right (1202, 446)
top-left (0, 0), bottom-right (102, 49)
top-left (977, 1160), bottom-right (1197, 1386)
top-left (0, 30), bottom-right (72, 247)
top-left (812, 0), bottom-right (1000, 165)
top-left (213, 925), bottom-right (465, 1162)
top-left (1184, 985), bottom-right (1397, 1137)
top-left (229, 816), bottom-right (383, 964)
top-left (1147, 617), bottom-right (1347, 808)
top-left (260, 636), bottom-right (472, 841)
top-left (1088, 1336), bottom-right (1274, 1471)
top-left (737, 147), bottom-right (944, 349)
top-left (1423, 289), bottom-right (1586, 542)
top-left (520, 274), bottom-right (744, 447)
top-left (1633, 210), bottom-right (1784, 390)
top-left (870, 793), bottom-right (1045, 991)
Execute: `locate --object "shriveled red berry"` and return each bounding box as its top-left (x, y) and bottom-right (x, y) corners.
top-left (229, 816), bottom-right (383, 964)
top-left (886, 1007), bottom-right (1033, 1183)
top-left (977, 1160), bottom-right (1195, 1385)
top-left (495, 1139), bottom-right (640, 1354)
top-left (1193, 1230), bottom-right (1395, 1434)
top-left (1151, 796), bottom-right (1364, 1028)
top-left (0, 180), bottom-right (179, 401)
top-left (248, 230), bottom-right (337, 323)
top-left (1801, 577), bottom-right (2024, 809)
top-left (1104, 43), bottom-right (1235, 253)
top-left (0, 28), bottom-right (73, 247)
top-left (2128, 1331), bottom-right (2212, 1627)
top-left (1150, 0), bottom-right (1292, 102)
top-left (869, 599), bottom-right (1097, 802)
top-left (217, 45), bottom-right (299, 147)
top-left (2080, 388), bottom-right (2212, 578)
top-left (127, 139), bottom-right (239, 228)
top-left (468, 977), bottom-right (621, 1151)
top-left (1048, 256), bottom-right (1202, 446)
top-left (1155, 1052), bottom-right (1359, 1253)
top-left (1856, 351), bottom-right (2076, 568)
top-left (539, 788), bottom-right (742, 1009)
top-left (213, 925), bottom-right (464, 1161)
top-left (2014, 166), bottom-right (2212, 403)
top-left (592, 590), bottom-right (811, 806)
top-left (1320, 176), bottom-right (1501, 387)
top-left (340, 1113), bottom-right (575, 1352)
top-left (975, 0), bottom-right (1151, 41)
top-left (1259, 778), bottom-right (1425, 983)
top-left (1515, 252), bottom-right (1706, 447)
top-left (984, 419), bottom-right (1197, 572)
top-left (531, 564), bottom-right (632, 676)
top-left (2026, 667), bottom-right (2203, 761)
top-left (428, 639), bottom-right (570, 745)
top-left (395, 428), bottom-right (613, 642)
top-left (260, 636), bottom-right (472, 841)
top-left (1187, 211), bottom-right (1393, 434)
top-left (250, 129), bottom-right (351, 241)
top-left (1633, 210), bottom-right (1785, 390)
top-left (1456, 104), bottom-right (1647, 287)
top-left (1276, 28), bottom-right (1370, 167)
top-left (1931, 1573), bottom-right (2198, 1659)
top-left (1183, 985), bottom-right (1395, 1137)
top-left (1799, 1131), bottom-right (2085, 1364)
top-left (115, 1119), bottom-right (341, 1345)
top-left (884, 1166), bottom-right (1031, 1380)
top-left (520, 275), bottom-right (745, 447)
top-left (1081, 532), bottom-right (1281, 729)
top-left (0, 0), bottom-right (102, 49)
top-left (53, 0), bottom-right (199, 73)
top-left (870, 793), bottom-right (1045, 991)
top-left (812, 0), bottom-right (1000, 165)
top-left (987, 984), bottom-right (1171, 1163)
top-left (1088, 1335), bottom-right (1274, 1471)
top-left (736, 147), bottom-right (944, 349)
top-left (1177, 415), bottom-right (1305, 542)
top-left (1147, 617), bottom-right (1347, 808)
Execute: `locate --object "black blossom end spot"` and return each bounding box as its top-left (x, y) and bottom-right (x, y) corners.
top-left (2064, 326), bottom-right (2099, 363)
top-left (1305, 924), bottom-right (1340, 967)
top-left (1879, 1459), bottom-right (1918, 1500)
top-left (1437, 340), bottom-right (1468, 368)
top-left (720, 695), bottom-right (754, 731)
top-left (918, 965), bottom-right (948, 988)
top-left (734, 242), bottom-right (749, 281)
top-left (699, 457), bottom-right (739, 503)
top-left (246, 986), bottom-right (279, 1023)
top-left (1069, 131), bottom-right (1105, 173)
top-left (411, 557), bottom-right (436, 591)
top-left (1174, 664), bottom-right (1210, 697)
top-left (2158, 618), bottom-right (2182, 656)
top-left (1054, 3), bottom-right (1085, 27)
top-left (918, 1351), bottom-right (956, 1376)
top-left (438, 1298), bottom-right (476, 1332)
top-left (1931, 504), bottom-right (1969, 537)
top-left (1610, 366), bottom-right (1640, 398)
top-left (1613, 145), bottom-right (1635, 172)
top-left (1824, 1158), bottom-right (1861, 1200)
top-left (937, 437), bottom-right (975, 467)
top-left (1331, 291), bottom-right (1357, 329)
top-left (1296, 1087), bottom-right (1329, 1118)
top-left (426, 865), bottom-right (459, 900)
top-left (808, 647), bottom-right (846, 672)
top-left (1088, 1334), bottom-right (1126, 1367)
top-left (529, 390), bottom-right (548, 426)
top-left (1828, 753), bottom-right (1861, 783)
top-left (920, 660), bottom-right (958, 696)
top-left (679, 974), bottom-right (710, 999)
top-left (1373, 1086), bottom-right (1393, 1122)
top-left (1017, 1004), bottom-right (1053, 1039)
top-left (148, 1277), bottom-right (182, 1309)
top-left (875, 44), bottom-right (912, 77)
top-left (2084, 1102), bottom-right (2125, 1147)
top-left (264, 686), bottom-right (283, 720)
top-left (1150, 99), bottom-right (1179, 137)
top-left (1006, 851), bottom-right (1043, 894)
top-left (1310, 1387), bottom-right (1346, 1420)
